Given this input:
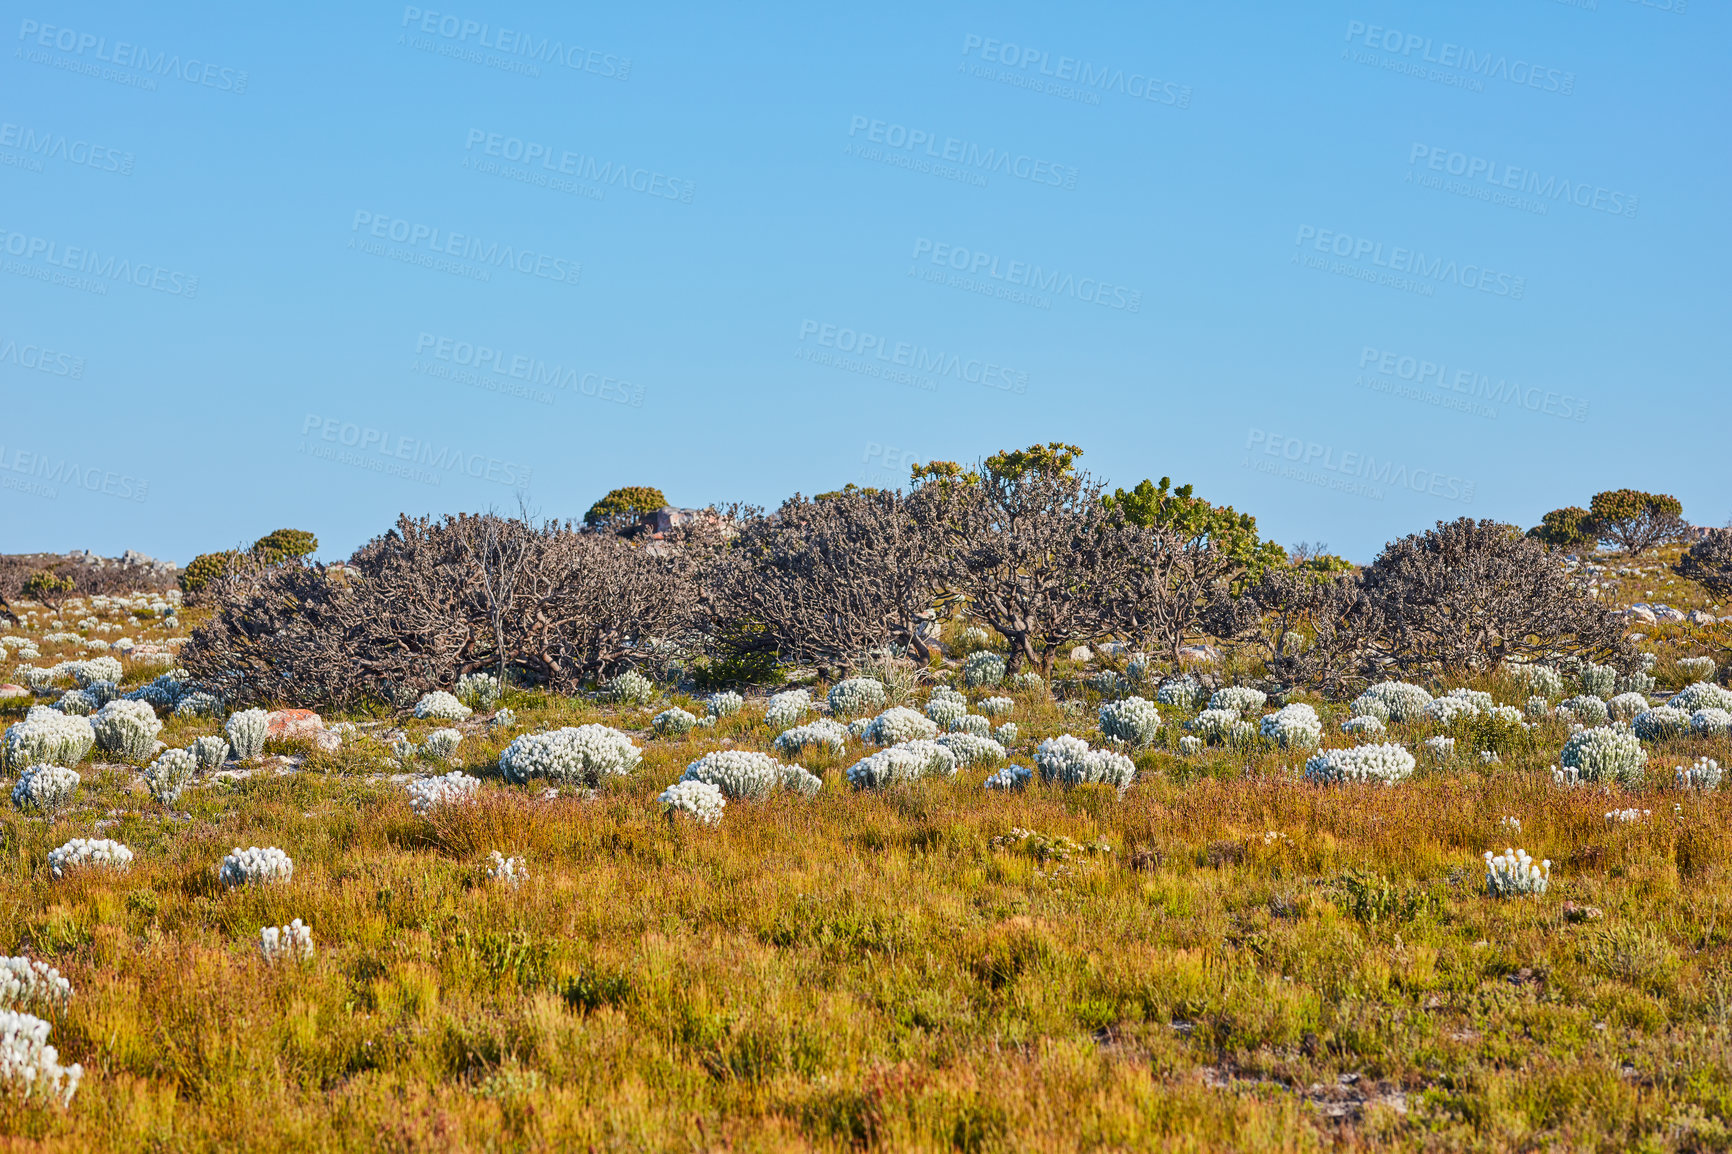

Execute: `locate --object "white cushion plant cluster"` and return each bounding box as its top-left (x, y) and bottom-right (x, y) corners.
top-left (1, 707), bottom-right (96, 772)
top-left (413, 690), bottom-right (472, 721)
top-left (653, 708), bottom-right (697, 737)
top-left (983, 764), bottom-right (1033, 791)
top-left (947, 714), bottom-right (989, 737)
top-left (1341, 715), bottom-right (1386, 736)
top-left (11, 765), bottom-right (79, 815)
top-left (141, 749), bottom-right (195, 806)
top-left (48, 838), bottom-right (132, 878)
top-left (1670, 682), bottom-right (1732, 713)
top-left (924, 688), bottom-right (969, 729)
top-left (1304, 743), bottom-right (1416, 786)
top-left (936, 732), bottom-right (1006, 767)
top-left (1156, 675), bottom-right (1205, 710)
top-left (1098, 697), bottom-right (1162, 748)
top-left (1351, 681), bottom-right (1433, 723)
top-left (763, 689), bottom-right (813, 727)
top-left (1607, 693), bottom-right (1651, 723)
top-left (406, 770), bottom-right (481, 816)
top-left (847, 740), bottom-right (959, 790)
top-left (827, 677), bottom-right (887, 717)
top-left (0, 1009), bottom-right (82, 1105)
top-left (420, 728), bottom-right (463, 762)
top-left (1513, 663), bottom-right (1566, 699)
top-left (1632, 707), bottom-right (1691, 741)
top-left (499, 725), bottom-right (641, 787)
top-left (1484, 848), bottom-right (1550, 897)
top-left (1693, 709), bottom-right (1732, 737)
top-left (1208, 687), bottom-right (1266, 715)
top-left (1677, 656), bottom-right (1718, 680)
top-left (962, 651), bottom-right (1006, 688)
top-left (259, 919), bottom-right (314, 964)
top-left (0, 958), bottom-right (70, 1015)
top-left (659, 779), bottom-right (726, 825)
top-left (219, 846), bottom-right (294, 887)
top-left (680, 750), bottom-right (820, 799)
top-left (91, 699), bottom-right (162, 761)
top-left (1423, 736), bottom-right (1456, 760)
top-left (1260, 703), bottom-right (1322, 750)
top-left (603, 670), bottom-right (656, 706)
top-left (454, 672), bottom-right (502, 709)
top-left (225, 708), bottom-right (270, 761)
top-left (1557, 695), bottom-right (1610, 726)
top-left (774, 720), bottom-right (850, 756)
top-left (1033, 735), bottom-right (1135, 792)
top-left (1559, 726), bottom-right (1647, 786)
top-left (978, 696), bottom-right (1014, 717)
top-left (487, 851), bottom-right (529, 885)
top-left (1676, 758), bottom-right (1722, 791)
top-left (1186, 709), bottom-right (1253, 745)
top-left (854, 706), bottom-right (938, 746)
top-left (705, 691), bottom-right (744, 717)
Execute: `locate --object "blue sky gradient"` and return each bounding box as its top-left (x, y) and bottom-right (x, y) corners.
top-left (2, 0), bottom-right (1725, 563)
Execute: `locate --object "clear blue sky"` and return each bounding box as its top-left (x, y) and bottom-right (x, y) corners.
top-left (2, 0), bottom-right (1725, 564)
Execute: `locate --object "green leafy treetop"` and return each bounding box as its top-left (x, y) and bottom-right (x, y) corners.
top-left (1104, 476), bottom-right (1288, 588)
top-left (982, 442), bottom-right (1084, 481)
top-left (1587, 489), bottom-right (1686, 554)
top-left (584, 486), bottom-right (669, 530)
top-left (908, 460), bottom-right (979, 487)
top-left (22, 570), bottom-right (74, 608)
top-left (179, 550), bottom-right (244, 596)
top-left (1527, 507), bottom-right (1596, 550)
top-left (251, 528), bottom-right (318, 565)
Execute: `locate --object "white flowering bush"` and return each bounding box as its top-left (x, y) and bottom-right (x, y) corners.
top-left (995, 722), bottom-right (1019, 745)
top-left (962, 651), bottom-right (1006, 688)
top-left (225, 708), bottom-right (270, 761)
top-left (419, 728), bottom-right (462, 762)
top-left (1208, 687), bottom-right (1266, 714)
top-left (48, 838), bottom-right (132, 878)
top-left (1513, 663), bottom-right (1565, 698)
top-left (143, 748), bottom-right (197, 806)
top-left (705, 691), bottom-right (744, 717)
top-left (1670, 682), bottom-right (1732, 713)
top-left (174, 692), bottom-right (222, 719)
top-left (1484, 848), bottom-right (1549, 897)
top-left (925, 696), bottom-right (968, 729)
top-left (775, 719), bottom-right (850, 756)
top-left (1618, 671), bottom-right (1657, 697)
top-left (1693, 709), bottom-right (1732, 737)
top-left (406, 770), bottom-right (480, 815)
top-left (1552, 764), bottom-right (1582, 788)
top-left (978, 696), bottom-right (1014, 717)
top-left (937, 732), bottom-right (1006, 767)
top-left (0, 1010), bottom-right (82, 1105)
top-left (1099, 697), bottom-right (1162, 748)
top-left (52, 691), bottom-right (94, 716)
top-left (1186, 709), bottom-right (1241, 744)
top-left (1034, 735), bottom-right (1136, 792)
top-left (1557, 695), bottom-right (1611, 726)
top-left (827, 677), bottom-right (887, 717)
top-left (1676, 758), bottom-right (1722, 791)
top-left (861, 706), bottom-right (938, 745)
top-left (1178, 735), bottom-right (1204, 755)
top-left (763, 689), bottom-right (812, 727)
top-left (1260, 703), bottom-right (1322, 750)
top-left (659, 779), bottom-right (725, 825)
top-left (602, 671), bottom-right (656, 706)
top-left (455, 672), bottom-right (502, 710)
top-left (1632, 707), bottom-right (1691, 741)
top-left (983, 764), bottom-right (1032, 791)
top-left (259, 919), bottom-right (314, 964)
top-left (846, 740), bottom-right (958, 790)
top-left (1427, 696), bottom-right (1479, 725)
top-left (67, 656), bottom-right (122, 687)
top-left (1578, 662), bottom-right (1618, 700)
top-left (1352, 681), bottom-right (1434, 723)
top-left (1156, 675), bottom-right (1205, 710)
top-left (487, 851), bottom-right (530, 884)
top-left (413, 691), bottom-right (472, 721)
top-left (1524, 696), bottom-right (1551, 719)
top-left (1677, 657), bottom-right (1718, 680)
top-left (1304, 744), bottom-right (1416, 786)
top-left (950, 714), bottom-right (992, 738)
top-left (1341, 714), bottom-right (1386, 737)
top-left (0, 959), bottom-right (70, 1015)
top-left (652, 708), bottom-right (697, 737)
top-left (90, 699), bottom-right (161, 762)
top-left (220, 846), bottom-right (293, 887)
top-left (681, 750), bottom-right (783, 800)
top-left (780, 763), bottom-right (824, 796)
top-left (1560, 726), bottom-right (1647, 786)
top-left (1487, 705), bottom-right (1524, 726)
top-left (189, 735), bottom-right (228, 772)
top-left (10, 765), bottom-right (78, 816)
top-left (1423, 736), bottom-right (1456, 760)
top-left (499, 725), bottom-right (642, 786)
top-left (1009, 672), bottom-right (1045, 693)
